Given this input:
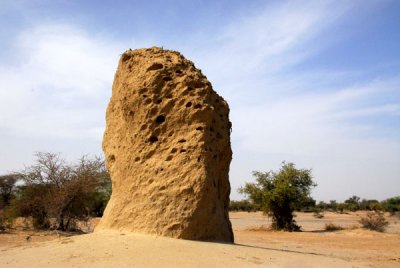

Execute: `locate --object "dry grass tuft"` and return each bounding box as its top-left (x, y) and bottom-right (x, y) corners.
top-left (245, 225), bottom-right (272, 232)
top-left (359, 212), bottom-right (389, 232)
top-left (324, 222), bottom-right (344, 231)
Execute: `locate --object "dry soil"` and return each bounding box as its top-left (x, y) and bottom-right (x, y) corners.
top-left (0, 212), bottom-right (399, 267)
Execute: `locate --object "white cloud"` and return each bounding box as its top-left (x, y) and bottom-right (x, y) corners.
top-left (0, 1), bottom-right (398, 202)
top-left (181, 0), bottom-right (400, 201)
top-left (0, 24), bottom-right (125, 140)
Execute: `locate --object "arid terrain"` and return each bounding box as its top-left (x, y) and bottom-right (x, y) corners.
top-left (1, 211), bottom-right (399, 267)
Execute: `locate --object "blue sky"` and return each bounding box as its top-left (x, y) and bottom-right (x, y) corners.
top-left (0, 0), bottom-right (399, 202)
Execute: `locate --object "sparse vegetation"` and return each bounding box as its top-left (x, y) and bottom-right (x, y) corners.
top-left (313, 211), bottom-right (324, 219)
top-left (229, 200), bottom-right (259, 212)
top-left (359, 211), bottom-right (389, 232)
top-left (2, 152), bottom-right (111, 231)
top-left (0, 174), bottom-right (19, 210)
top-left (381, 196), bottom-right (400, 214)
top-left (239, 162), bottom-right (316, 231)
top-left (324, 222), bottom-right (343, 231)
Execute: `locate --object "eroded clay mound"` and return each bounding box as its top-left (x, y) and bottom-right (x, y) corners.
top-left (96, 47), bottom-right (233, 242)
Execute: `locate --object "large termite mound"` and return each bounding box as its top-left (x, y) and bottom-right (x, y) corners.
top-left (96, 47), bottom-right (233, 242)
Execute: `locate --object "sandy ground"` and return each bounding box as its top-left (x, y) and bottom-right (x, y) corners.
top-left (1, 212), bottom-right (399, 267)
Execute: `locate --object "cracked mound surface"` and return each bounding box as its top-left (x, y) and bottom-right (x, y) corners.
top-left (96, 47), bottom-right (234, 242)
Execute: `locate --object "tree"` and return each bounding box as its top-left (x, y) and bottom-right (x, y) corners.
top-left (344, 195), bottom-right (361, 211)
top-left (381, 196), bottom-right (400, 213)
top-left (0, 174), bottom-right (19, 209)
top-left (9, 152), bottom-right (111, 231)
top-left (229, 200), bottom-right (259, 212)
top-left (239, 162), bottom-right (316, 231)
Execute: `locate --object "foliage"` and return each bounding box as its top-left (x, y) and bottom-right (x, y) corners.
top-left (344, 195), bottom-right (361, 211)
top-left (239, 162), bottom-right (316, 231)
top-left (359, 211), bottom-right (389, 232)
top-left (316, 197), bottom-right (388, 213)
top-left (359, 199), bottom-right (382, 211)
top-left (0, 173), bottom-right (19, 209)
top-left (7, 152), bottom-right (111, 231)
top-left (299, 196), bottom-right (316, 212)
top-left (229, 200), bottom-right (259, 212)
top-left (324, 222), bottom-right (343, 231)
top-left (381, 196), bottom-right (400, 213)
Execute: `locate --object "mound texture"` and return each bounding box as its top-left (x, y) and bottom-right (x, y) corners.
top-left (96, 47), bottom-right (234, 242)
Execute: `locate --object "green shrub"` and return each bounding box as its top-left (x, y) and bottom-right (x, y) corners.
top-left (229, 200), bottom-right (259, 212)
top-left (239, 162), bottom-right (316, 231)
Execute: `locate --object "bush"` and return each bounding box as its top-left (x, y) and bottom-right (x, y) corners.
top-left (0, 174), bottom-right (19, 210)
top-left (381, 196), bottom-right (400, 213)
top-left (313, 211), bottom-right (324, 219)
top-left (8, 152), bottom-right (111, 231)
top-left (359, 212), bottom-right (389, 232)
top-left (0, 214), bottom-right (6, 232)
top-left (324, 222), bottom-right (343, 231)
top-left (229, 200), bottom-right (259, 212)
top-left (239, 162), bottom-right (316, 231)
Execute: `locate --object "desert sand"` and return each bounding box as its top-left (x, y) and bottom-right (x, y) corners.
top-left (1, 212), bottom-right (399, 267)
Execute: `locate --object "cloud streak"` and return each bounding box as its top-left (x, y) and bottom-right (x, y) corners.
top-left (0, 1), bottom-right (398, 201)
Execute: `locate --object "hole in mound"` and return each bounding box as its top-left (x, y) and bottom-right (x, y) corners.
top-left (156, 99), bottom-right (163, 104)
top-left (134, 157), bottom-right (140, 162)
top-left (163, 76), bottom-right (172, 82)
top-left (108, 155), bottom-right (115, 162)
top-left (147, 63), bottom-right (164, 71)
top-left (166, 155), bottom-right (173, 161)
top-left (171, 148), bottom-right (178, 153)
top-left (194, 81), bottom-right (204, 88)
top-left (121, 53), bottom-right (131, 62)
top-left (194, 104), bottom-right (202, 109)
top-left (166, 94), bottom-right (173, 99)
top-left (150, 107), bottom-right (158, 116)
top-left (178, 139), bottom-right (186, 143)
top-left (155, 115), bottom-right (166, 124)
top-left (148, 136), bottom-right (158, 143)
top-left (186, 102), bottom-right (192, 108)
top-left (197, 157), bottom-right (201, 162)
top-left (175, 69), bottom-right (182, 74)
top-left (196, 126), bottom-right (203, 131)
top-left (187, 87), bottom-right (194, 91)
top-left (210, 127), bottom-right (214, 132)
top-left (180, 149), bottom-right (187, 153)
top-left (145, 98), bottom-right (152, 105)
